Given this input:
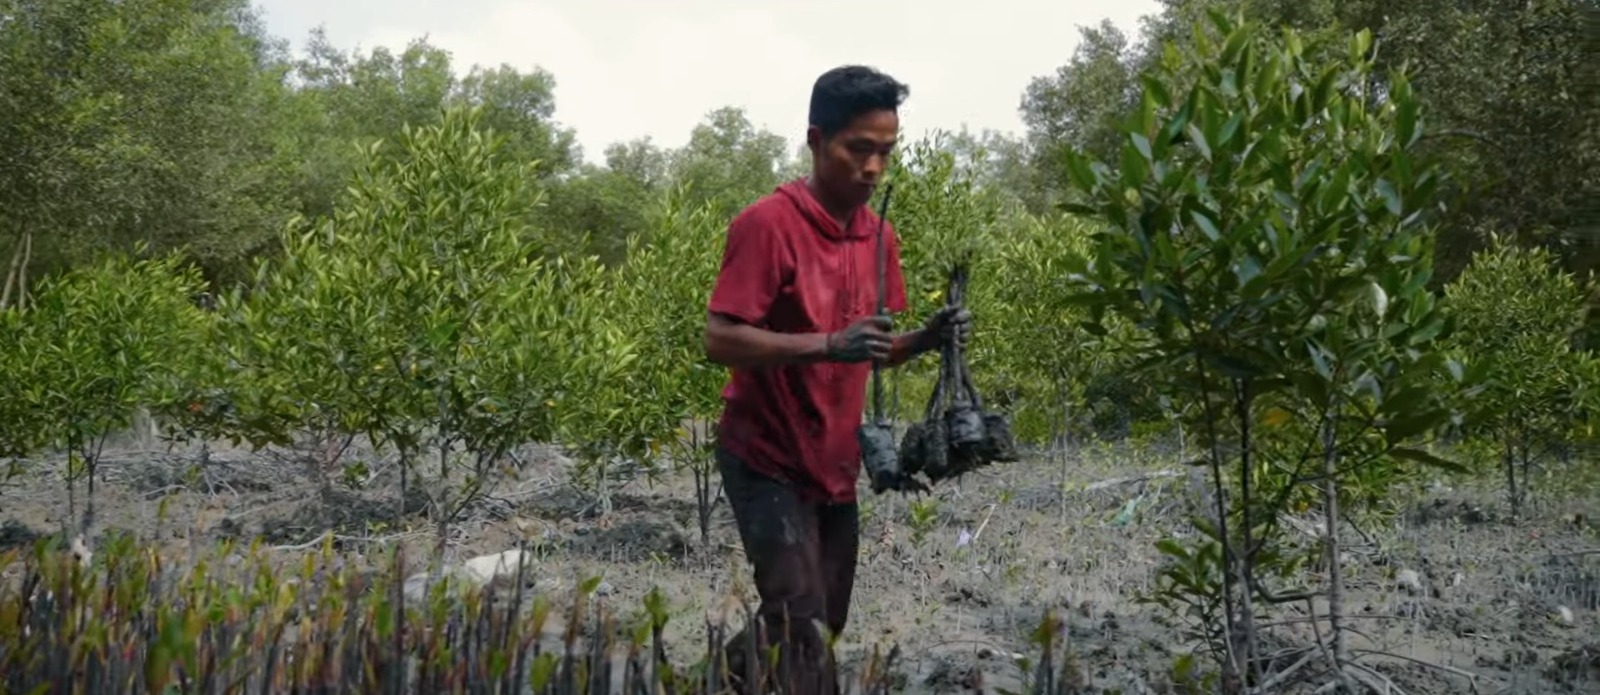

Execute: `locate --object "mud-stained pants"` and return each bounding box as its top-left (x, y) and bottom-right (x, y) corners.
top-left (717, 445), bottom-right (860, 695)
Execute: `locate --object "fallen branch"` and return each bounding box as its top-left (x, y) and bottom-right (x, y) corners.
top-left (1349, 648), bottom-right (1486, 695)
top-left (1549, 549), bottom-right (1600, 559)
top-left (1250, 646), bottom-right (1320, 694)
top-left (966, 502), bottom-right (992, 544)
top-left (1347, 661), bottom-right (1408, 695)
top-left (271, 529), bottom-right (423, 552)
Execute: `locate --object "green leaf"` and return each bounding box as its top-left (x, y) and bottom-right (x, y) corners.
top-left (1388, 447), bottom-right (1468, 474)
top-left (1155, 538), bottom-right (1192, 560)
top-left (1185, 123), bottom-right (1212, 162)
top-left (1384, 410), bottom-right (1450, 441)
top-left (1208, 352), bottom-right (1265, 379)
top-left (1063, 149), bottom-right (1098, 191)
top-left (1141, 74), bottom-right (1173, 108)
top-left (1190, 208), bottom-right (1222, 242)
top-left (1375, 179), bottom-right (1402, 216)
top-left (1396, 94), bottom-right (1419, 148)
top-left (1131, 132), bottom-right (1154, 162)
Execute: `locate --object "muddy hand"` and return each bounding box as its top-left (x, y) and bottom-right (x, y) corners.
top-left (826, 315), bottom-right (894, 363)
top-left (925, 305), bottom-right (972, 349)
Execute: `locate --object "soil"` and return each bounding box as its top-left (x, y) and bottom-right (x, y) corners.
top-left (1, 430), bottom-right (1595, 694)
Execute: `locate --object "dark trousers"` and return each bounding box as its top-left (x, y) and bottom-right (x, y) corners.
top-left (717, 446), bottom-right (860, 695)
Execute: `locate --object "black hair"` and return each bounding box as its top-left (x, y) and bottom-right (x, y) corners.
top-left (807, 65), bottom-right (909, 138)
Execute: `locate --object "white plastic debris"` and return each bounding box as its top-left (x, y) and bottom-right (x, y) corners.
top-left (1554, 606), bottom-right (1575, 626)
top-left (1395, 569), bottom-right (1423, 594)
top-left (403, 549), bottom-right (530, 602)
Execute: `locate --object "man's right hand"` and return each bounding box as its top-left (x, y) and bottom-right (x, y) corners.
top-left (825, 315), bottom-right (893, 363)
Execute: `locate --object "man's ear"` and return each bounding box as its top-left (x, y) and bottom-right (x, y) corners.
top-left (805, 126), bottom-right (822, 153)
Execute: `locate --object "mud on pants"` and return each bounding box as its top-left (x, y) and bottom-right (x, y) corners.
top-left (717, 446), bottom-right (859, 695)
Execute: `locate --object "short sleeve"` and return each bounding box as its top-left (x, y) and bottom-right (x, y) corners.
top-left (884, 223), bottom-right (909, 315)
top-left (708, 210), bottom-right (788, 325)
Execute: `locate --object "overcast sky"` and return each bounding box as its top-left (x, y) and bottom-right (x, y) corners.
top-left (253, 0), bottom-right (1161, 164)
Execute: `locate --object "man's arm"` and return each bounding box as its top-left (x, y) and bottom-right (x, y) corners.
top-left (885, 326), bottom-right (938, 368)
top-left (704, 209), bottom-right (835, 369)
top-left (705, 312), bottom-right (831, 368)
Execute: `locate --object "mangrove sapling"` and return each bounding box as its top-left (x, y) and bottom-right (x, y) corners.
top-left (1060, 11), bottom-right (1470, 691)
top-left (1440, 235), bottom-right (1597, 523)
top-left (224, 227), bottom-right (404, 510)
top-left (12, 248), bottom-right (209, 542)
top-left (900, 262), bottom-right (1019, 487)
top-left (606, 188), bottom-right (728, 541)
top-left (0, 317), bottom-right (38, 489)
top-left (1319, 409), bottom-right (1390, 695)
top-left (683, 426), bottom-right (717, 549)
top-left (859, 184), bottom-right (927, 495)
top-left (269, 107), bottom-right (640, 543)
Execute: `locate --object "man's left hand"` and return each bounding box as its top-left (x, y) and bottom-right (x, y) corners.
top-left (923, 305), bottom-right (973, 350)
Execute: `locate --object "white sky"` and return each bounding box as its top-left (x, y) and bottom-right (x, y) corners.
top-left (253, 0), bottom-right (1161, 164)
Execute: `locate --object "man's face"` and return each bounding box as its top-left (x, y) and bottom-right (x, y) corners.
top-left (808, 109), bottom-right (899, 211)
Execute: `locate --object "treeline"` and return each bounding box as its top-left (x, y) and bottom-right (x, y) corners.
top-left (6, 1), bottom-right (1595, 298)
top-left (0, 0), bottom-right (801, 293)
top-left (1, 0), bottom-right (1596, 462)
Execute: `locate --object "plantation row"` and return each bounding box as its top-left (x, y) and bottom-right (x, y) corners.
top-left (0, 104), bottom-right (1102, 535)
top-left (0, 529), bottom-right (941, 694)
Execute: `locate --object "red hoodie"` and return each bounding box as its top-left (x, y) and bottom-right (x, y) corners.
top-left (707, 178), bottom-right (909, 505)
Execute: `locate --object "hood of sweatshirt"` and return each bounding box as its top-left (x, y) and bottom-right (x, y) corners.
top-left (774, 178), bottom-right (876, 242)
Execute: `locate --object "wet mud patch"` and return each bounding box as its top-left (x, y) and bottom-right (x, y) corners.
top-left (1548, 643), bottom-right (1600, 692)
top-left (0, 519), bottom-right (42, 550)
top-left (254, 487), bottom-right (429, 546)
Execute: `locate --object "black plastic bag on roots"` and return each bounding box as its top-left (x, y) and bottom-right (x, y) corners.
top-left (859, 421), bottom-right (900, 490)
top-left (924, 261), bottom-right (1020, 483)
top-left (921, 416), bottom-right (951, 481)
top-left (898, 421), bottom-right (927, 476)
top-left (946, 402), bottom-right (985, 448)
top-left (897, 344), bottom-right (954, 483)
top-left (979, 412), bottom-right (1019, 463)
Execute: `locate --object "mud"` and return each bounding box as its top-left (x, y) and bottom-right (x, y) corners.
top-left (1, 435), bottom-right (1594, 694)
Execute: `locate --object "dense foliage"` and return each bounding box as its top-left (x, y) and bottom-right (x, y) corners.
top-left (0, 0), bottom-right (1591, 548)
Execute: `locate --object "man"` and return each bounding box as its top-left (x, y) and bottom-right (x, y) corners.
top-left (703, 65), bottom-right (972, 694)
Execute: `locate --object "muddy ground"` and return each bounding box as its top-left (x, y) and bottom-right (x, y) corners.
top-left (1, 432), bottom-right (1595, 694)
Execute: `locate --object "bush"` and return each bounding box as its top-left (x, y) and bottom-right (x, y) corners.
top-left (1060, 11), bottom-right (1471, 687)
top-left (2, 248), bottom-right (210, 535)
top-left (1441, 232), bottom-right (1600, 515)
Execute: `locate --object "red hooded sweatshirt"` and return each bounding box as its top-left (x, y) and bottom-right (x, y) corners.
top-left (707, 178), bottom-right (909, 505)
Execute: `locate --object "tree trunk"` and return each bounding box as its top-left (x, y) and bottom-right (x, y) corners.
top-left (2, 231), bottom-right (33, 311)
top-left (1323, 410), bottom-right (1356, 693)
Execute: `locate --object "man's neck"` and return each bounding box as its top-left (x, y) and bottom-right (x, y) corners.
top-left (805, 176), bottom-right (855, 229)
